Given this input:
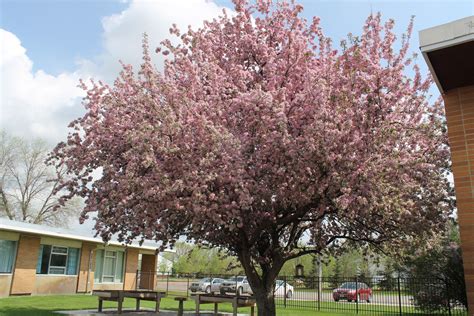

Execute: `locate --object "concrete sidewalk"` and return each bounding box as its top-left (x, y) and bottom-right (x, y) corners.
top-left (54, 308), bottom-right (249, 316)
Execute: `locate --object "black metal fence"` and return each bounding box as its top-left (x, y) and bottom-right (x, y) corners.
top-left (136, 272), bottom-right (468, 315)
top-left (275, 276), bottom-right (467, 315)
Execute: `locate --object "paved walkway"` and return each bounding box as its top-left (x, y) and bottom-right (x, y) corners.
top-left (55, 308), bottom-right (249, 316)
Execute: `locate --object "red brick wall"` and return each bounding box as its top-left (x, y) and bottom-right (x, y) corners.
top-left (10, 235), bottom-right (41, 295)
top-left (444, 85), bottom-right (474, 313)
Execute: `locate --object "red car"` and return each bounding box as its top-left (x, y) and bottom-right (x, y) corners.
top-left (333, 282), bottom-right (372, 303)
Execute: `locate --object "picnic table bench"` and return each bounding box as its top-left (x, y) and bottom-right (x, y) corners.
top-left (194, 294), bottom-right (256, 316)
top-left (174, 296), bottom-right (188, 316)
top-left (92, 290), bottom-right (166, 314)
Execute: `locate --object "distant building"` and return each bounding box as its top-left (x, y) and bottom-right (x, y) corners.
top-left (0, 219), bottom-right (168, 296)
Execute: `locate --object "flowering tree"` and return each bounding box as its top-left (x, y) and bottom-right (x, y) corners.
top-left (51, 1), bottom-right (452, 314)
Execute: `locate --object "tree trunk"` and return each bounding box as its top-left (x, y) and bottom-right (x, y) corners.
top-left (236, 236), bottom-right (284, 316)
top-left (253, 285), bottom-right (277, 316)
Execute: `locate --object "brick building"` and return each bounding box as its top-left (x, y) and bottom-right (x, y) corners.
top-left (420, 15), bottom-right (474, 313)
top-left (0, 219), bottom-right (162, 297)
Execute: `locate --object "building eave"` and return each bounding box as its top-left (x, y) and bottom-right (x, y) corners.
top-left (0, 219), bottom-right (159, 251)
top-left (419, 16), bottom-right (474, 93)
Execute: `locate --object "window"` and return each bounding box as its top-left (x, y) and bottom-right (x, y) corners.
top-left (50, 246), bottom-right (67, 274)
top-left (0, 240), bottom-right (17, 273)
top-left (103, 251), bottom-right (116, 282)
top-left (94, 249), bottom-right (125, 283)
top-left (36, 245), bottom-right (80, 275)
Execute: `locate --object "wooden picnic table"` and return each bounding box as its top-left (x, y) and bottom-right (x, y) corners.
top-left (174, 296), bottom-right (188, 316)
top-left (194, 293), bottom-right (256, 316)
top-left (92, 290), bottom-right (166, 314)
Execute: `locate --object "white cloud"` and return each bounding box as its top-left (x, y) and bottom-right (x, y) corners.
top-left (84, 0), bottom-right (227, 82)
top-left (0, 29), bottom-right (84, 144)
top-left (1, 0), bottom-right (230, 144)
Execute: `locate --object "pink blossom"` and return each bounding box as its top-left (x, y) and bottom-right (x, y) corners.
top-left (49, 1), bottom-right (452, 315)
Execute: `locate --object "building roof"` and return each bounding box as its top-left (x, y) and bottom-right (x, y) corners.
top-left (419, 16), bottom-right (474, 93)
top-left (0, 218), bottom-right (161, 252)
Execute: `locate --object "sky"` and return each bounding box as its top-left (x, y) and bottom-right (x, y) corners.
top-left (0, 0), bottom-right (472, 236)
top-left (1, 0), bottom-right (473, 146)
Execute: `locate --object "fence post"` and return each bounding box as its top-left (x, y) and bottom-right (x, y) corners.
top-left (136, 269), bottom-right (139, 290)
top-left (397, 275), bottom-right (402, 316)
top-left (445, 279), bottom-right (452, 316)
top-left (187, 275), bottom-right (190, 298)
top-left (317, 257), bottom-right (322, 312)
top-left (356, 276), bottom-right (359, 314)
top-left (166, 272), bottom-right (170, 295)
top-left (284, 276), bottom-right (287, 308)
top-left (317, 276), bottom-right (321, 311)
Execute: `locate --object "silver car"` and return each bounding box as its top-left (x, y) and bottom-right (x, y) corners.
top-left (219, 276), bottom-right (252, 295)
top-left (189, 278), bottom-right (225, 294)
top-left (247, 280), bottom-right (294, 298)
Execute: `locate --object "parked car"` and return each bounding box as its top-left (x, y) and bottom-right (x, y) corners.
top-left (220, 276), bottom-right (252, 295)
top-left (189, 278), bottom-right (225, 294)
top-left (332, 282), bottom-right (372, 303)
top-left (247, 280), bottom-right (294, 298)
top-left (274, 280), bottom-right (294, 298)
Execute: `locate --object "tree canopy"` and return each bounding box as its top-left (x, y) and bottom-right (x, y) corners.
top-left (50, 1), bottom-right (452, 314)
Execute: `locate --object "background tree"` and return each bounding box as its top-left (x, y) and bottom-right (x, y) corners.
top-left (323, 249), bottom-right (372, 278)
top-left (51, 1), bottom-right (452, 314)
top-left (402, 221), bottom-right (467, 311)
top-left (378, 258), bottom-right (398, 291)
top-left (357, 258), bottom-right (373, 287)
top-left (0, 131), bottom-right (79, 226)
top-left (331, 259), bottom-right (343, 288)
top-left (166, 242), bottom-right (242, 275)
top-left (279, 253), bottom-right (314, 277)
top-left (157, 259), bottom-right (172, 274)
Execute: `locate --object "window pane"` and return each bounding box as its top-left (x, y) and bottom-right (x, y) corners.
top-left (40, 245), bottom-right (51, 274)
top-left (105, 251), bottom-right (116, 258)
top-left (94, 250), bottom-right (104, 282)
top-left (50, 254), bottom-right (67, 267)
top-left (66, 248), bottom-right (80, 275)
top-left (0, 240), bottom-right (17, 273)
top-left (115, 251), bottom-right (124, 282)
top-left (52, 246), bottom-right (68, 254)
top-left (103, 256), bottom-right (116, 277)
top-left (36, 245), bottom-right (44, 274)
top-left (49, 267), bottom-right (66, 274)
top-left (103, 276), bottom-right (114, 282)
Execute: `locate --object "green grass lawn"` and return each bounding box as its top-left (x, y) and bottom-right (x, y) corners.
top-left (0, 294), bottom-right (347, 316)
top-left (0, 294), bottom-right (465, 316)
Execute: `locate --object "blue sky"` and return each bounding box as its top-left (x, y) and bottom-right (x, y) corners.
top-left (2, 0), bottom-right (473, 75)
top-left (1, 0), bottom-right (128, 74)
top-left (1, 0), bottom-right (473, 144)
top-left (0, 0), bottom-right (471, 233)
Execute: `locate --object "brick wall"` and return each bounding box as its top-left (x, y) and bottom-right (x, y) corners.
top-left (0, 275), bottom-right (12, 297)
top-left (10, 234), bottom-right (41, 295)
top-left (76, 243), bottom-right (96, 293)
top-left (444, 85), bottom-right (474, 313)
top-left (34, 275), bottom-right (77, 295)
top-left (123, 248), bottom-right (139, 290)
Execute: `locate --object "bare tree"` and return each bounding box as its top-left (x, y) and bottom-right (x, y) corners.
top-left (0, 131), bottom-right (79, 226)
